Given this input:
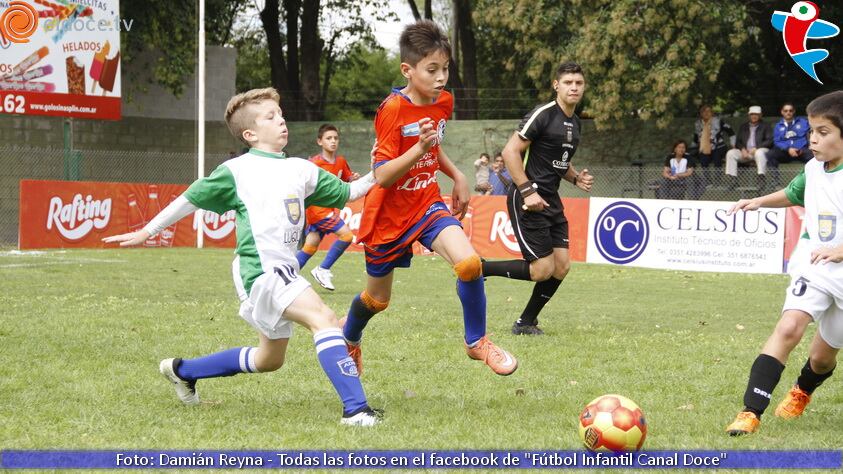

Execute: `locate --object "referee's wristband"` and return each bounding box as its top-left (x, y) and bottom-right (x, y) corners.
top-left (572, 173), bottom-right (580, 185)
top-left (517, 181), bottom-right (538, 198)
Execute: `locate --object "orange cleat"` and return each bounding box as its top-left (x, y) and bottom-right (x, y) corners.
top-left (726, 411), bottom-right (760, 436)
top-left (465, 336), bottom-right (518, 376)
top-left (775, 385), bottom-right (811, 419)
top-left (338, 317), bottom-right (362, 375)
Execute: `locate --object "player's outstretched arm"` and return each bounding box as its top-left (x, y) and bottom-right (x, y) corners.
top-left (103, 195), bottom-right (199, 247)
top-left (437, 148), bottom-right (470, 220)
top-left (727, 190), bottom-right (791, 215)
top-left (374, 117), bottom-right (436, 187)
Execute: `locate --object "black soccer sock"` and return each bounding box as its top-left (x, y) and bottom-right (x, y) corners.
top-left (516, 277), bottom-right (563, 326)
top-left (482, 259), bottom-right (532, 280)
top-left (796, 359), bottom-right (835, 394)
top-left (742, 354), bottom-right (785, 417)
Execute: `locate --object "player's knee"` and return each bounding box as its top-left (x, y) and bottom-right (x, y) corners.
top-left (301, 243), bottom-right (318, 255)
top-left (453, 254), bottom-right (482, 282)
top-left (529, 258), bottom-right (554, 281)
top-left (553, 259), bottom-right (571, 279)
top-left (774, 314), bottom-right (808, 342)
top-left (336, 230), bottom-right (354, 243)
top-left (361, 290), bottom-right (389, 314)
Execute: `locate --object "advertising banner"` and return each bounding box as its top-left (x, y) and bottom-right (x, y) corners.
top-left (20, 181), bottom-right (590, 263)
top-left (315, 196), bottom-right (589, 262)
top-left (19, 180), bottom-right (236, 249)
top-left (0, 0), bottom-right (122, 119)
top-left (586, 198), bottom-right (787, 274)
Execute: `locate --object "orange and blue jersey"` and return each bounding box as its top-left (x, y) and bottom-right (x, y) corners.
top-left (358, 88), bottom-right (460, 276)
top-left (358, 88), bottom-right (454, 246)
top-left (306, 154), bottom-right (353, 231)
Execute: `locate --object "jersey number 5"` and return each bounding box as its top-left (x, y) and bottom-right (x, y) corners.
top-left (792, 276), bottom-right (810, 297)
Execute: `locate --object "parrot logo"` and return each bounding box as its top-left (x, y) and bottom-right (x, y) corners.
top-left (772, 1), bottom-right (840, 84)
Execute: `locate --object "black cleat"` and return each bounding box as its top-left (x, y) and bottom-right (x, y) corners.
top-left (511, 322), bottom-right (544, 335)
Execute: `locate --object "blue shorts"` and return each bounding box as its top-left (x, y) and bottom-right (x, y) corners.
top-left (364, 201), bottom-right (461, 277)
top-left (306, 215), bottom-right (346, 237)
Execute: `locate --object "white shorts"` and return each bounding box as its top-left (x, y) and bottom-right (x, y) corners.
top-left (233, 260), bottom-right (310, 340)
top-left (782, 273), bottom-right (843, 349)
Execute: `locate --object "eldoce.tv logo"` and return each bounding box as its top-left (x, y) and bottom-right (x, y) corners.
top-left (0, 1), bottom-right (38, 44)
top-left (772, 1), bottom-right (840, 84)
top-left (594, 201), bottom-right (649, 265)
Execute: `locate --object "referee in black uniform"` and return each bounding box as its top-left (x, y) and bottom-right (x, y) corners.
top-left (482, 61), bottom-right (593, 335)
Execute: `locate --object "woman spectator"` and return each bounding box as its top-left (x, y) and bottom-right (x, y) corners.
top-left (660, 140), bottom-right (695, 199)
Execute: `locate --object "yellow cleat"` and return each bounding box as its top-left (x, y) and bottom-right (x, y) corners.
top-left (775, 385), bottom-right (811, 419)
top-left (726, 411), bottom-right (760, 436)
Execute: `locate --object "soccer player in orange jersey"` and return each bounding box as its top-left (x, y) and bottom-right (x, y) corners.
top-left (297, 124), bottom-right (360, 290)
top-left (339, 20), bottom-right (518, 377)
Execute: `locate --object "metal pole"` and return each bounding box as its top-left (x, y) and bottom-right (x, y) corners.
top-left (196, 0), bottom-right (206, 248)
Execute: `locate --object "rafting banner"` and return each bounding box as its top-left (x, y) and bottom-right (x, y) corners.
top-left (0, 0), bottom-right (123, 120)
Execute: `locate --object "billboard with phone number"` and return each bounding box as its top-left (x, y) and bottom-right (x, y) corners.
top-left (0, 0), bottom-right (121, 120)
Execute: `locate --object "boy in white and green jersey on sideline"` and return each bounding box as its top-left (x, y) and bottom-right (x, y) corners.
top-left (725, 90), bottom-right (843, 436)
top-left (103, 88), bottom-right (381, 426)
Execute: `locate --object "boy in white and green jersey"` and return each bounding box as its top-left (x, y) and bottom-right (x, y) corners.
top-left (104, 88), bottom-right (380, 426)
top-left (726, 91), bottom-right (843, 436)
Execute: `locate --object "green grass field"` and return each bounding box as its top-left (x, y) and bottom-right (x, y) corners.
top-left (1, 248), bottom-right (842, 466)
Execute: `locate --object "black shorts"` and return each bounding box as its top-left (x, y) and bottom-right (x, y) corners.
top-left (507, 187), bottom-right (569, 262)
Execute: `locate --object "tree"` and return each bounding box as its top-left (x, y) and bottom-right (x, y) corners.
top-left (121, 0), bottom-right (248, 97)
top-left (324, 45), bottom-right (404, 120)
top-left (475, 0), bottom-right (749, 128)
top-left (405, 0), bottom-right (478, 119)
top-left (718, 0), bottom-right (843, 114)
top-left (258, 0), bottom-right (392, 120)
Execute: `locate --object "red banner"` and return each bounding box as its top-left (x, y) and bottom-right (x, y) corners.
top-left (19, 180), bottom-right (590, 262)
top-left (783, 206), bottom-right (805, 270)
top-left (315, 195), bottom-right (590, 262)
top-left (19, 179), bottom-right (236, 249)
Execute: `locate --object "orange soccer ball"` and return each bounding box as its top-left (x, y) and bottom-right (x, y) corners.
top-left (578, 394), bottom-right (647, 452)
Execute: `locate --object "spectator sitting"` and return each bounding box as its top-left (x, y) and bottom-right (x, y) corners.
top-left (767, 102), bottom-right (813, 167)
top-left (488, 152), bottom-right (512, 195)
top-left (693, 104), bottom-right (733, 185)
top-left (660, 139), bottom-right (695, 199)
top-left (725, 105), bottom-right (772, 190)
top-left (474, 152), bottom-right (492, 194)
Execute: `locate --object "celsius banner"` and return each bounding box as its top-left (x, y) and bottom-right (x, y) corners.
top-left (0, 0), bottom-right (122, 119)
top-left (586, 198), bottom-right (786, 274)
top-left (18, 179), bottom-right (236, 249)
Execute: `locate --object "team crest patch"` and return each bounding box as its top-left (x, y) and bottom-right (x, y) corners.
top-left (435, 118), bottom-right (447, 145)
top-left (818, 213), bottom-right (836, 242)
top-left (337, 356), bottom-right (359, 377)
top-left (284, 197), bottom-right (301, 225)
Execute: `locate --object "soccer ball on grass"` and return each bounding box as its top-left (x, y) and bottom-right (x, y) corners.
top-left (578, 394), bottom-right (647, 452)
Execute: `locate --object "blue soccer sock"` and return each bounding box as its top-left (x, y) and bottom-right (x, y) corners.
top-left (457, 277), bottom-right (486, 346)
top-left (319, 239), bottom-right (351, 270)
top-left (343, 292), bottom-right (387, 343)
top-left (175, 347), bottom-right (258, 380)
top-left (296, 250), bottom-right (314, 268)
top-left (314, 328), bottom-right (368, 415)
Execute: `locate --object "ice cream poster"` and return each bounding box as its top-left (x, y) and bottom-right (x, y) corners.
top-left (0, 0), bottom-right (122, 120)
